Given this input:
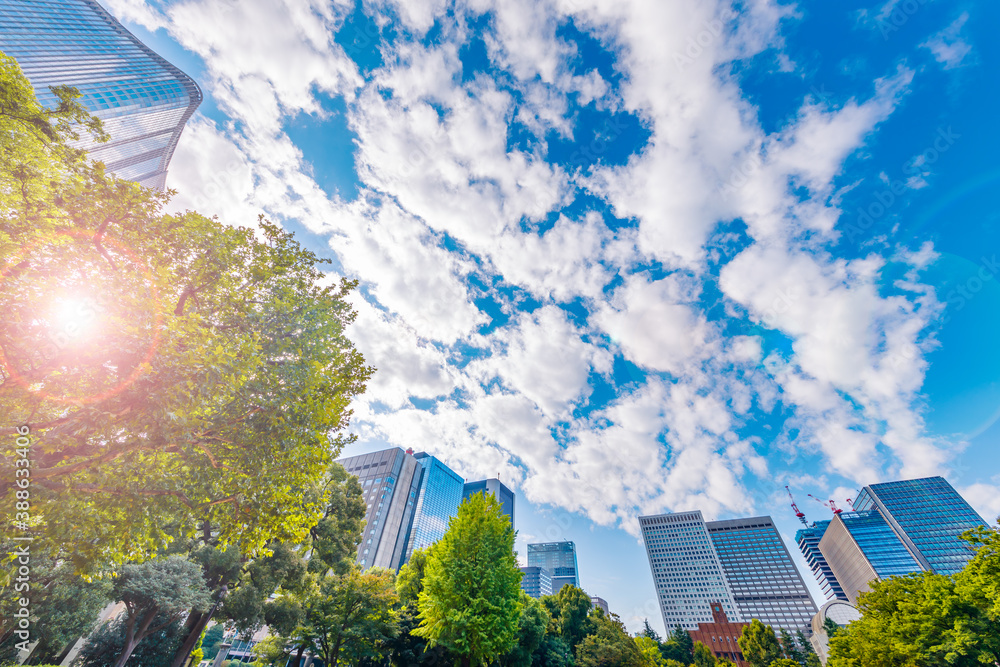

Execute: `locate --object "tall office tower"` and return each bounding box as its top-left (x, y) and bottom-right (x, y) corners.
top-left (639, 512), bottom-right (741, 630)
top-left (519, 566), bottom-right (553, 598)
top-left (403, 452), bottom-right (465, 563)
top-left (819, 510), bottom-right (925, 605)
top-left (527, 541), bottom-right (580, 592)
top-left (853, 476), bottom-right (986, 575)
top-left (795, 520), bottom-right (847, 601)
top-left (0, 0), bottom-right (202, 189)
top-left (463, 478), bottom-right (515, 527)
top-left (706, 516), bottom-right (818, 632)
top-left (338, 448), bottom-right (423, 571)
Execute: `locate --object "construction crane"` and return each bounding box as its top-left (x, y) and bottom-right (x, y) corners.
top-left (808, 494), bottom-right (844, 514)
top-left (785, 486), bottom-right (808, 525)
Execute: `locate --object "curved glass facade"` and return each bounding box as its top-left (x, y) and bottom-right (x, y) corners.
top-left (0, 0), bottom-right (201, 189)
top-left (404, 453), bottom-right (465, 562)
top-left (853, 476), bottom-right (986, 575)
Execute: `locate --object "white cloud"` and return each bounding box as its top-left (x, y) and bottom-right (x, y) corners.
top-left (114, 0), bottom-right (968, 546)
top-left (921, 13), bottom-right (973, 70)
top-left (961, 483), bottom-right (1000, 524)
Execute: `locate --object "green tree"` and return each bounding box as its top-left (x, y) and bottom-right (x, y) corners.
top-left (499, 592), bottom-right (550, 666)
top-left (297, 566), bottom-right (399, 666)
top-left (105, 556), bottom-right (212, 667)
top-left (384, 547), bottom-right (451, 665)
top-left (533, 634), bottom-right (575, 667)
top-left (640, 619), bottom-right (663, 643)
top-left (77, 617), bottom-right (186, 667)
top-left (660, 625), bottom-right (694, 664)
top-left (575, 610), bottom-right (643, 667)
top-left (413, 492), bottom-right (522, 666)
top-left (201, 624), bottom-right (226, 661)
top-left (635, 635), bottom-right (667, 667)
top-left (955, 522), bottom-right (1000, 623)
top-left (796, 630), bottom-right (819, 667)
top-left (0, 549), bottom-right (112, 663)
top-left (779, 629), bottom-right (804, 664)
top-left (0, 48), bottom-right (372, 572)
top-left (821, 617), bottom-right (840, 640)
top-left (716, 658), bottom-right (737, 667)
top-left (542, 585), bottom-right (596, 652)
top-left (693, 640), bottom-right (717, 666)
top-left (768, 660), bottom-right (801, 667)
top-left (827, 571), bottom-right (1000, 667)
top-left (738, 620), bottom-right (782, 667)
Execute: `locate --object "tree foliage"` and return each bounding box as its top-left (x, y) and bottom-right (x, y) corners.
top-left (828, 570), bottom-right (1000, 667)
top-left (575, 610), bottom-right (643, 667)
top-left (105, 556), bottom-right (212, 667)
top-left (0, 548), bottom-right (112, 663)
top-left (0, 50), bottom-right (372, 571)
top-left (413, 492), bottom-right (522, 666)
top-left (692, 640), bottom-right (717, 667)
top-left (542, 585), bottom-right (596, 652)
top-left (635, 635), bottom-right (667, 667)
top-left (77, 617), bottom-right (185, 667)
top-left (661, 625), bottom-right (694, 664)
top-left (499, 593), bottom-right (550, 667)
top-left (738, 620), bottom-right (782, 667)
top-left (299, 566), bottom-right (400, 666)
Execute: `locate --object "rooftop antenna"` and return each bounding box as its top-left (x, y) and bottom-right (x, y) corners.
top-left (785, 486), bottom-right (808, 525)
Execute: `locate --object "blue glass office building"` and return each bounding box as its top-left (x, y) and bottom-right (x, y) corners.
top-left (519, 566), bottom-right (553, 598)
top-left (817, 477), bottom-right (985, 604)
top-left (796, 521), bottom-right (847, 601)
top-left (853, 476), bottom-right (986, 575)
top-left (0, 0), bottom-right (201, 189)
top-left (463, 478), bottom-right (515, 528)
top-left (706, 516), bottom-right (818, 632)
top-left (527, 541), bottom-right (580, 592)
top-left (403, 453), bottom-right (465, 562)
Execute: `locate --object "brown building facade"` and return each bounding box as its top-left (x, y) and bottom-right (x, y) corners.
top-left (687, 601), bottom-right (749, 667)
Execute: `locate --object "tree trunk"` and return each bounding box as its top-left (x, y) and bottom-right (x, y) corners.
top-left (168, 609), bottom-right (206, 667)
top-left (294, 643), bottom-right (306, 667)
top-left (112, 608), bottom-right (157, 667)
top-left (112, 637), bottom-right (138, 667)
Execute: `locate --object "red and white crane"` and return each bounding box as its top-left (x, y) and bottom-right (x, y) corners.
top-left (785, 485), bottom-right (808, 525)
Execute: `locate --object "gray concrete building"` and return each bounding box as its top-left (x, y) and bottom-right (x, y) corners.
top-left (338, 447), bottom-right (423, 571)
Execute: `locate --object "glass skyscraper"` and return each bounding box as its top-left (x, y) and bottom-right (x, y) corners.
top-left (818, 476), bottom-right (986, 604)
top-left (641, 512), bottom-right (818, 632)
top-left (403, 452), bottom-right (465, 562)
top-left (0, 0), bottom-right (202, 189)
top-left (527, 541), bottom-right (580, 592)
top-left (818, 510), bottom-right (920, 605)
top-left (639, 512), bottom-right (741, 630)
top-left (853, 476), bottom-right (986, 575)
top-left (796, 520), bottom-right (847, 601)
top-left (463, 478), bottom-right (515, 528)
top-left (706, 516), bottom-right (818, 632)
top-left (519, 566), bottom-right (553, 598)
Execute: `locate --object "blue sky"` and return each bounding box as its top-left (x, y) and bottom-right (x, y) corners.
top-left (108, 0), bottom-right (999, 633)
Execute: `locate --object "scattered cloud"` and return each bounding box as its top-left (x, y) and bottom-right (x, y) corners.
top-left (141, 0), bottom-right (983, 537)
top-left (921, 13), bottom-right (973, 70)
